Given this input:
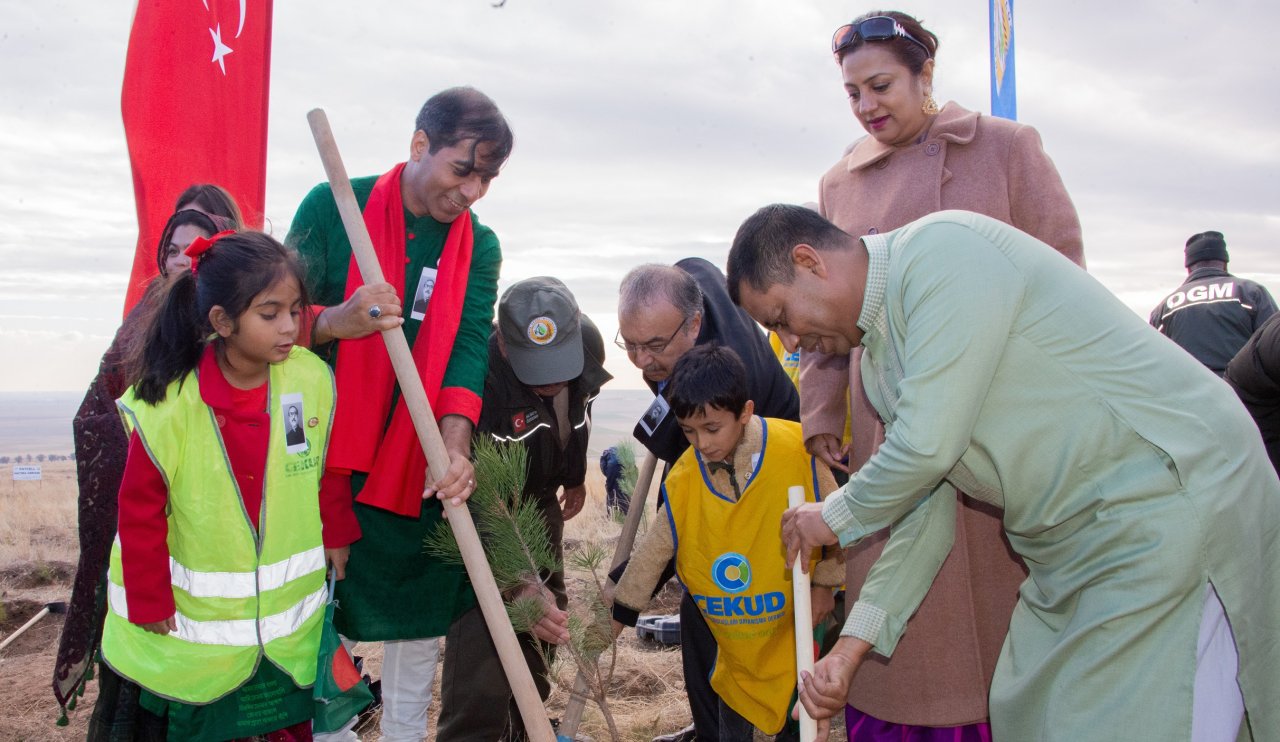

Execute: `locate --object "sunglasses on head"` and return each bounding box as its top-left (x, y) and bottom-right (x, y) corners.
top-left (831, 16), bottom-right (931, 60)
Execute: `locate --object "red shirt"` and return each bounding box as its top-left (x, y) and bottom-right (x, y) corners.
top-left (117, 347), bottom-right (360, 623)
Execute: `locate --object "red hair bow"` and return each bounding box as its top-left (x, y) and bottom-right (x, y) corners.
top-left (184, 230), bottom-right (236, 274)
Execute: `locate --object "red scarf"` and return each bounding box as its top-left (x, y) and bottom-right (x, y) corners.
top-left (327, 162), bottom-right (474, 516)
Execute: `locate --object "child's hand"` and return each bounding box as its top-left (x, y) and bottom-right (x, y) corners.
top-left (326, 546), bottom-right (351, 580)
top-left (139, 616), bottom-right (177, 635)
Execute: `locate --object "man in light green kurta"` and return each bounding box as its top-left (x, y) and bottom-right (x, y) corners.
top-left (727, 205), bottom-right (1279, 741)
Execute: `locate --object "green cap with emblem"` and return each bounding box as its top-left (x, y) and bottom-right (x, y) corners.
top-left (498, 276), bottom-right (584, 386)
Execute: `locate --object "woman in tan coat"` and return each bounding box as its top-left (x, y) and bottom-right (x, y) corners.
top-left (802, 11), bottom-right (1084, 739)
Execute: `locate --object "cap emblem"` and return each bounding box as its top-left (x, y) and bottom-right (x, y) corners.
top-left (527, 317), bottom-right (557, 345)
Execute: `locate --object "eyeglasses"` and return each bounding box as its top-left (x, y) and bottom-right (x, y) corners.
top-left (615, 316), bottom-right (689, 356)
top-left (831, 16), bottom-right (931, 60)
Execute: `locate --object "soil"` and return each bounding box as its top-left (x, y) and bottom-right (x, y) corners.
top-left (0, 562), bottom-right (91, 741)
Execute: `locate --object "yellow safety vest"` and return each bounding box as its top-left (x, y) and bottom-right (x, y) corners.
top-left (103, 347), bottom-right (334, 704)
top-left (664, 417), bottom-right (821, 733)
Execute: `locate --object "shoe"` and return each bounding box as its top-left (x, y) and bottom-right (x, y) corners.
top-left (650, 724), bottom-right (696, 742)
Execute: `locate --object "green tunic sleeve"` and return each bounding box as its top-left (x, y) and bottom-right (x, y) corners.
top-left (822, 220), bottom-right (1026, 654)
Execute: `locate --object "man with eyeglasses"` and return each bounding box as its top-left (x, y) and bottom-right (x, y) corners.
top-left (612, 257), bottom-right (799, 742)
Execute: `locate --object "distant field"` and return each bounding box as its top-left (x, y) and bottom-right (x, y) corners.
top-left (0, 392), bottom-right (80, 458)
top-left (0, 389), bottom-right (655, 460)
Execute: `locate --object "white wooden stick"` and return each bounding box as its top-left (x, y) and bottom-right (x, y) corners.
top-left (307, 108), bottom-right (554, 742)
top-left (789, 485), bottom-right (817, 742)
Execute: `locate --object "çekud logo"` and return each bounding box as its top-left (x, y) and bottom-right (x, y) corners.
top-left (527, 317), bottom-right (557, 345)
top-left (711, 552), bottom-right (751, 594)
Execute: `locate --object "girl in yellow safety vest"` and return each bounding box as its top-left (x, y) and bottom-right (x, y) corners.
top-left (101, 231), bottom-right (359, 740)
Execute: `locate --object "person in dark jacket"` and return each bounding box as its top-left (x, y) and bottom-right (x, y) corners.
top-left (614, 258), bottom-right (800, 742)
top-left (600, 446), bottom-right (630, 514)
top-left (1149, 231), bottom-right (1278, 375)
top-left (1225, 313), bottom-right (1280, 476)
top-left (437, 276), bottom-right (611, 740)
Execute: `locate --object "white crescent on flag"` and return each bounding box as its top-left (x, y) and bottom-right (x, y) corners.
top-left (202, 0), bottom-right (248, 36)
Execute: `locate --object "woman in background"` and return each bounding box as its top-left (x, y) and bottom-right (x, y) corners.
top-left (55, 185), bottom-right (242, 732)
top-left (800, 11), bottom-right (1084, 739)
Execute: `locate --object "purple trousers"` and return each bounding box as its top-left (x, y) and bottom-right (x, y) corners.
top-left (846, 706), bottom-right (992, 742)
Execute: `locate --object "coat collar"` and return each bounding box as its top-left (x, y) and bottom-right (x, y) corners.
top-left (844, 101), bottom-right (980, 172)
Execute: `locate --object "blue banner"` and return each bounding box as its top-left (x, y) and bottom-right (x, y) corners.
top-left (990, 0), bottom-right (1017, 120)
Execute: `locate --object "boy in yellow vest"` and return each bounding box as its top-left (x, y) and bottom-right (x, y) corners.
top-left (608, 344), bottom-right (843, 739)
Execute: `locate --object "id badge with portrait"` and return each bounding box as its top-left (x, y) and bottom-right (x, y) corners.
top-left (410, 267), bottom-right (439, 321)
top-left (280, 392), bottom-right (309, 454)
top-left (638, 394), bottom-right (670, 436)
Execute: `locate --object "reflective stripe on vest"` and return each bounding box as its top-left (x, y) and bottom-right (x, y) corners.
top-left (107, 581), bottom-right (326, 647)
top-left (171, 544), bottom-right (326, 599)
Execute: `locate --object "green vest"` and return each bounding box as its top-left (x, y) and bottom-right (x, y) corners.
top-left (103, 347), bottom-right (334, 704)
top-left (665, 418), bottom-right (821, 733)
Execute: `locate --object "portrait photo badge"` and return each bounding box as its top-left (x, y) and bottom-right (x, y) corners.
top-left (639, 394), bottom-right (670, 436)
top-left (280, 391), bottom-right (308, 454)
top-left (410, 266), bottom-right (438, 321)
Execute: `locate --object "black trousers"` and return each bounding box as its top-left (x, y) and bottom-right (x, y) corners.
top-left (679, 589), bottom-right (721, 742)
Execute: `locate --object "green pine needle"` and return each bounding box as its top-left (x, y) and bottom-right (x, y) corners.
top-left (615, 440), bottom-right (639, 496)
top-left (424, 437), bottom-right (560, 592)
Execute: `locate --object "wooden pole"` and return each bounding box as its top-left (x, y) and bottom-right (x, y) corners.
top-left (558, 450), bottom-right (659, 739)
top-left (788, 485), bottom-right (817, 742)
top-left (0, 601), bottom-right (66, 653)
top-left (306, 109), bottom-right (554, 742)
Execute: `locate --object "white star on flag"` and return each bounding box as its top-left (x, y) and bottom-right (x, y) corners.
top-left (209, 23), bottom-right (233, 74)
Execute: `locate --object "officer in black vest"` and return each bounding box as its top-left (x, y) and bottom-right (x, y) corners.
top-left (1149, 231), bottom-right (1278, 375)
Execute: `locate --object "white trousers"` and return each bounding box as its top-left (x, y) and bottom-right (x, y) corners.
top-left (1191, 583), bottom-right (1245, 741)
top-left (312, 636), bottom-right (442, 742)
top-left (378, 638), bottom-right (442, 742)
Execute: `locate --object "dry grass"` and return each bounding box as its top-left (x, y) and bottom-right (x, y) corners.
top-left (0, 462), bottom-right (79, 567)
top-left (0, 460), bottom-right (90, 741)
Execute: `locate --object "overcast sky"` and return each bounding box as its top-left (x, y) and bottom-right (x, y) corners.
top-left (2, 0), bottom-right (1278, 392)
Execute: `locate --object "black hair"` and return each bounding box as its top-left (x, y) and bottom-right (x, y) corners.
top-left (154, 210), bottom-right (220, 275)
top-left (837, 10), bottom-right (939, 73)
top-left (726, 204), bottom-right (852, 304)
top-left (665, 344), bottom-right (749, 419)
top-left (414, 87), bottom-right (514, 174)
top-left (173, 183), bottom-right (246, 229)
top-left (127, 231), bottom-right (310, 405)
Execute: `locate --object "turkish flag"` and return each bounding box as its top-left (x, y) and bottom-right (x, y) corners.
top-left (120, 0), bottom-right (273, 315)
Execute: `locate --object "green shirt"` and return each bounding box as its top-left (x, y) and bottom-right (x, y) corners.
top-left (283, 174), bottom-right (501, 640)
top-left (822, 210), bottom-right (1280, 739)
top-left (286, 174), bottom-right (501, 418)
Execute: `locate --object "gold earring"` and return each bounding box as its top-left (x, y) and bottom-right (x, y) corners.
top-left (922, 94), bottom-right (940, 115)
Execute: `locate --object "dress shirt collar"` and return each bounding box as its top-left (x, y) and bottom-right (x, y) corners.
top-left (856, 233), bottom-right (892, 343)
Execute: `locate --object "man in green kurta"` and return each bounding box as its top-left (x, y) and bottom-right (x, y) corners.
top-left (727, 205), bottom-right (1279, 741)
top-left (286, 87), bottom-right (511, 742)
